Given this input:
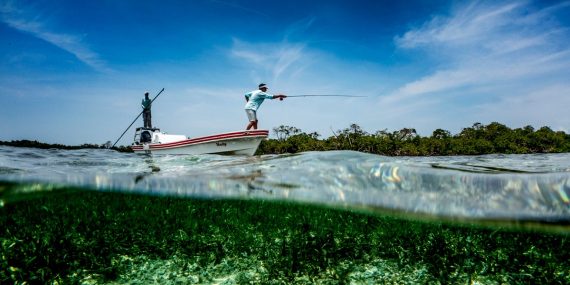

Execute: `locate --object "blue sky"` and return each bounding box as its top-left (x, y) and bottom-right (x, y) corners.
top-left (1, 0), bottom-right (569, 145)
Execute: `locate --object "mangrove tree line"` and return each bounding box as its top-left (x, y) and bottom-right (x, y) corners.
top-left (1, 122), bottom-right (569, 156)
top-left (257, 122), bottom-right (570, 156)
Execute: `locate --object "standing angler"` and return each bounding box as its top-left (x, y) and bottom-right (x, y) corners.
top-left (244, 83), bottom-right (287, 130)
top-left (142, 91), bottom-right (152, 128)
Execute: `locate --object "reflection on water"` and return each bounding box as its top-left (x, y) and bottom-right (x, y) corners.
top-left (1, 147), bottom-right (570, 225)
top-left (1, 146), bottom-right (570, 283)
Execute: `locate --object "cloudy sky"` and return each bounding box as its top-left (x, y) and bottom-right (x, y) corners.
top-left (1, 0), bottom-right (569, 145)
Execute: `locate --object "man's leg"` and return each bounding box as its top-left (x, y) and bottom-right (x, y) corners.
top-left (245, 110), bottom-right (257, 130)
top-left (246, 120), bottom-right (255, 130)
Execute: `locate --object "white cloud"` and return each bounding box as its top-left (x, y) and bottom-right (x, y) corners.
top-left (475, 83), bottom-right (570, 131)
top-left (283, 16), bottom-right (316, 41)
top-left (209, 0), bottom-right (269, 18)
top-left (395, 1), bottom-right (525, 49)
top-left (387, 1), bottom-right (570, 103)
top-left (229, 17), bottom-right (318, 83)
top-left (230, 39), bottom-right (267, 64)
top-left (230, 38), bottom-right (308, 83)
top-left (0, 1), bottom-right (110, 73)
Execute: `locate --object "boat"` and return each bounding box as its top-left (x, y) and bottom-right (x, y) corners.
top-left (130, 127), bottom-right (268, 155)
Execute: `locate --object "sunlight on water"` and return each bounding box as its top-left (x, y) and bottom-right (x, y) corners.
top-left (1, 146), bottom-right (570, 283)
top-left (1, 146), bottom-right (569, 223)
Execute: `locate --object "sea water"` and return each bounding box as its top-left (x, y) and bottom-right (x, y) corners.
top-left (0, 145), bottom-right (569, 284)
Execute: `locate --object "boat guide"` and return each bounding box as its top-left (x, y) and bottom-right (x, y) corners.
top-left (131, 127), bottom-right (268, 156)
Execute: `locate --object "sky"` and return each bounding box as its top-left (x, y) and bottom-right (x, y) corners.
top-left (1, 0), bottom-right (570, 146)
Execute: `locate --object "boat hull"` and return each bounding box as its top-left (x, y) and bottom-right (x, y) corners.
top-left (130, 130), bottom-right (268, 155)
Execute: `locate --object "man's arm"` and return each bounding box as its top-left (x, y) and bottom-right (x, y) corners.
top-left (142, 99), bottom-right (151, 109)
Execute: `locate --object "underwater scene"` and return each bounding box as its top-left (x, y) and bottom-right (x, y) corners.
top-left (1, 145), bottom-right (569, 284)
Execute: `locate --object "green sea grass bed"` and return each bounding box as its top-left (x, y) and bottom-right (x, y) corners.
top-left (1, 186), bottom-right (568, 284)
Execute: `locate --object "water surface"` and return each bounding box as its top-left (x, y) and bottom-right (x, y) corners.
top-left (1, 146), bottom-right (569, 284)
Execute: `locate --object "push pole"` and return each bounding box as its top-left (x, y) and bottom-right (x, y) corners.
top-left (111, 88), bottom-right (165, 148)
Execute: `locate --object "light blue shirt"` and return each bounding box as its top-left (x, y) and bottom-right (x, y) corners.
top-left (244, 90), bottom-right (274, 111)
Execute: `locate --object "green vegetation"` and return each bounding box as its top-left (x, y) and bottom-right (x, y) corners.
top-left (0, 139), bottom-right (133, 153)
top-left (1, 186), bottom-right (569, 284)
top-left (0, 139), bottom-right (103, 150)
top-left (2, 122), bottom-right (569, 155)
top-left (258, 122), bottom-right (570, 155)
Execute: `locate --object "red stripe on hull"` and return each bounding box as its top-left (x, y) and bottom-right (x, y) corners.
top-left (131, 130), bottom-right (268, 151)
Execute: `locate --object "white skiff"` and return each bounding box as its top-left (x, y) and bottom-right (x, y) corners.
top-left (130, 127), bottom-right (268, 155)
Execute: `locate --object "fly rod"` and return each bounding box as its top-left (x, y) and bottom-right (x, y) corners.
top-left (286, 95), bottom-right (367, 98)
top-left (111, 88), bottom-right (165, 148)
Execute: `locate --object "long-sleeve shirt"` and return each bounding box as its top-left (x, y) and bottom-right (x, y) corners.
top-left (141, 98), bottom-right (151, 110)
top-left (244, 90), bottom-right (274, 111)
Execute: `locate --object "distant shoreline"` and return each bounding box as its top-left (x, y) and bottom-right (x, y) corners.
top-left (0, 140), bottom-right (133, 153)
top-left (258, 122), bottom-right (570, 156)
top-left (2, 122), bottom-right (569, 156)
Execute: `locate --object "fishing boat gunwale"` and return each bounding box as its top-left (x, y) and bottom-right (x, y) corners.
top-left (130, 127), bottom-right (268, 155)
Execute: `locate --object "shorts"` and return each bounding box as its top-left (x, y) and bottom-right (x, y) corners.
top-left (245, 109), bottom-right (257, 121)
